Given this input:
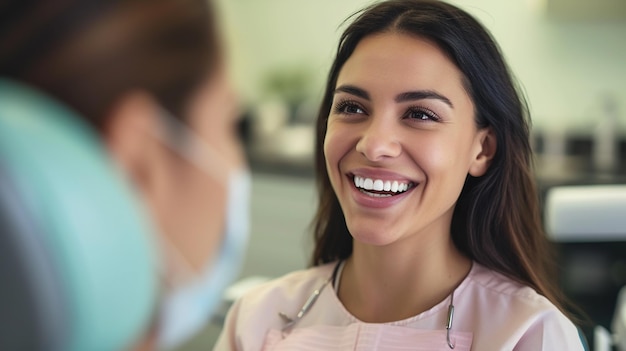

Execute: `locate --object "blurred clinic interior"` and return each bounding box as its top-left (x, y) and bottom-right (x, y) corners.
top-left (0, 0), bottom-right (625, 350)
top-left (184, 0), bottom-right (626, 349)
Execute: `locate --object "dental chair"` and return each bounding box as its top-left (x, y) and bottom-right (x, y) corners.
top-left (0, 79), bottom-right (159, 351)
top-left (545, 184), bottom-right (626, 350)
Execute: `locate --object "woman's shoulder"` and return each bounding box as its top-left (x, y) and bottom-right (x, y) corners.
top-left (466, 263), bottom-right (557, 311)
top-left (227, 262), bottom-right (337, 326)
top-left (238, 262), bottom-right (335, 307)
top-left (215, 263), bottom-right (338, 350)
top-left (461, 262), bottom-right (584, 350)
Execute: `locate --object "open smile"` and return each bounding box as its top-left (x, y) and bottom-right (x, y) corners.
top-left (352, 175), bottom-right (416, 198)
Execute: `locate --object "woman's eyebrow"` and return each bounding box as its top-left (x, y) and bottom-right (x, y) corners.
top-left (396, 91), bottom-right (454, 108)
top-left (334, 85), bottom-right (370, 100)
top-left (335, 84), bottom-right (453, 109)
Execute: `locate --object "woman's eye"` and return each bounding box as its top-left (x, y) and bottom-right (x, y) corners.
top-left (334, 101), bottom-right (365, 115)
top-left (406, 108), bottom-right (440, 122)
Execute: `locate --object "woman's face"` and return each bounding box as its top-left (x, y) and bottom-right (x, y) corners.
top-left (156, 67), bottom-right (245, 273)
top-left (324, 32), bottom-right (492, 247)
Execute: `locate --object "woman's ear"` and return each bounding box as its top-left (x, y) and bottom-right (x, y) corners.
top-left (468, 127), bottom-right (496, 177)
top-left (103, 92), bottom-right (169, 205)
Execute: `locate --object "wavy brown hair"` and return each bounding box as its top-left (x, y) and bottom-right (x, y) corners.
top-left (311, 0), bottom-right (570, 316)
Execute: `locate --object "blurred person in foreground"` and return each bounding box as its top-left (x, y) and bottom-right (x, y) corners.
top-left (0, 0), bottom-right (249, 350)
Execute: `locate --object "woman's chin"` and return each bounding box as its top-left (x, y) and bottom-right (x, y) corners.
top-left (347, 225), bottom-right (402, 248)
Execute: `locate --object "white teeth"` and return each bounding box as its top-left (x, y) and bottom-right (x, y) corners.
top-left (367, 192), bottom-right (392, 198)
top-left (363, 178), bottom-right (373, 190)
top-left (373, 179), bottom-right (384, 191)
top-left (353, 176), bottom-right (412, 194)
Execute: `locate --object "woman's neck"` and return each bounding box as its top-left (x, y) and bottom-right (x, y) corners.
top-left (337, 230), bottom-right (471, 323)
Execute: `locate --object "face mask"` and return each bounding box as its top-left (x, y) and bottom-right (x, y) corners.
top-left (151, 111), bottom-right (251, 350)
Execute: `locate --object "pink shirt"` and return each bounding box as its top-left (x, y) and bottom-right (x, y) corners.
top-left (215, 262), bottom-right (584, 350)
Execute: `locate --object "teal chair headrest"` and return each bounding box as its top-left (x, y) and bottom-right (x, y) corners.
top-left (0, 79), bottom-right (159, 351)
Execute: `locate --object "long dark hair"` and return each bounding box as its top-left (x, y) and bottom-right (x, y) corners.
top-left (312, 0), bottom-right (567, 315)
top-left (0, 0), bottom-right (220, 128)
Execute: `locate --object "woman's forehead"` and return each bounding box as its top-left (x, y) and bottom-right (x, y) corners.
top-left (335, 33), bottom-right (471, 108)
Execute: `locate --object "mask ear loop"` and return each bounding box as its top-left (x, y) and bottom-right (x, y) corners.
top-left (148, 109), bottom-right (230, 287)
top-left (446, 291), bottom-right (455, 349)
top-left (152, 108), bottom-right (229, 185)
top-left (154, 231), bottom-right (198, 288)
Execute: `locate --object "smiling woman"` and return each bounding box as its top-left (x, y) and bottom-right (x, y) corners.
top-left (215, 1), bottom-right (585, 350)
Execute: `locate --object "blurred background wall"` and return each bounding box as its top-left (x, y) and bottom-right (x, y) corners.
top-left (217, 0), bottom-right (626, 125)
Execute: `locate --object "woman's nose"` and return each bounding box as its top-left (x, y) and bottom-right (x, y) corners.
top-left (355, 118), bottom-right (401, 162)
